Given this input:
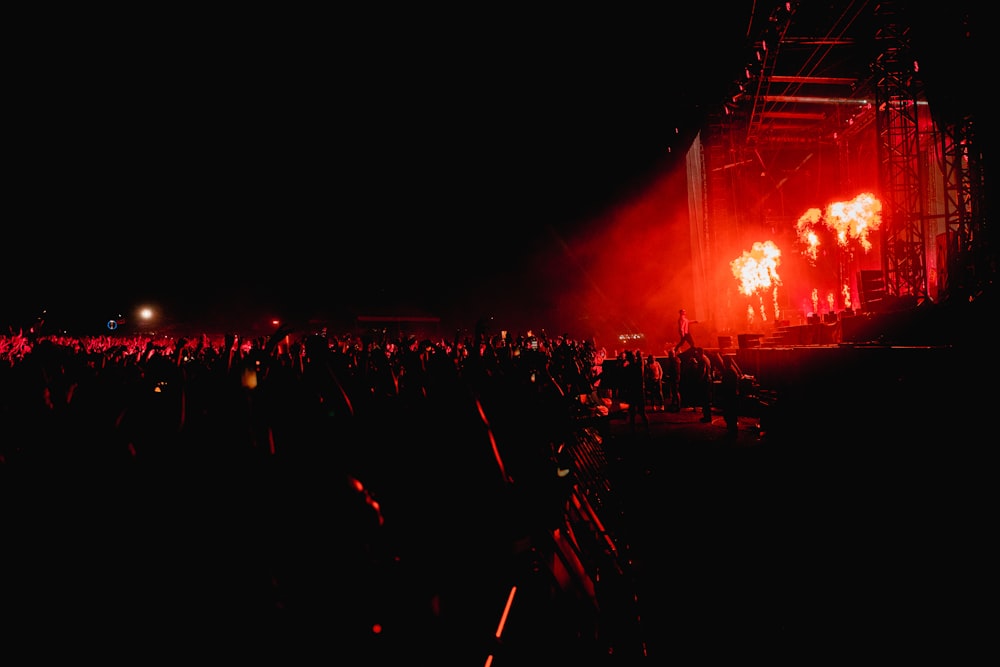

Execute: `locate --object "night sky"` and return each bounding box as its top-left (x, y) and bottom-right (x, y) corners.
top-left (9, 9), bottom-right (750, 338)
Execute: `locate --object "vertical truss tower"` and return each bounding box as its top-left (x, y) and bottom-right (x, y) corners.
top-left (873, 6), bottom-right (928, 304)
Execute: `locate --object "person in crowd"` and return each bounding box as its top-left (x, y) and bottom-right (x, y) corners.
top-left (664, 348), bottom-right (682, 411)
top-left (694, 347), bottom-right (714, 423)
top-left (644, 352), bottom-right (665, 412)
top-left (680, 347), bottom-right (713, 423)
top-left (672, 308), bottom-right (697, 354)
top-left (719, 353), bottom-right (742, 436)
top-left (621, 349), bottom-right (649, 433)
top-left (606, 350), bottom-right (628, 407)
top-left (707, 349), bottom-right (727, 384)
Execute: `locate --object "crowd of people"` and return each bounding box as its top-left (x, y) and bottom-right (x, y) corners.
top-left (0, 319), bottom-right (745, 467)
top-left (0, 321), bottom-right (635, 656)
top-left (0, 316), bottom-right (746, 658)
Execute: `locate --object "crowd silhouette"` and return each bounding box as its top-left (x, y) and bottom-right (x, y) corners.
top-left (1, 321), bottom-right (628, 661)
top-left (4, 298), bottom-right (992, 662)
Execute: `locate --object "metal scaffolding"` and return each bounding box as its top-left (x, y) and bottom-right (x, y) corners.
top-left (873, 10), bottom-right (928, 305)
top-left (938, 115), bottom-right (987, 302)
top-left (695, 1), bottom-right (991, 322)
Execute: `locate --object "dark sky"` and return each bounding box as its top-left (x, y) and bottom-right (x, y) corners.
top-left (8, 9), bottom-right (751, 337)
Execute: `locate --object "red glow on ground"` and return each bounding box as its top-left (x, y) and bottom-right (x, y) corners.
top-left (495, 586), bottom-right (517, 638)
top-left (475, 397), bottom-right (509, 484)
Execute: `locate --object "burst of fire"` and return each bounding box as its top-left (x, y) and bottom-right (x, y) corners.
top-left (842, 283), bottom-right (852, 310)
top-left (795, 193), bottom-right (883, 262)
top-left (827, 192), bottom-right (882, 252)
top-left (795, 208), bottom-right (823, 262)
top-left (731, 240), bottom-right (782, 297)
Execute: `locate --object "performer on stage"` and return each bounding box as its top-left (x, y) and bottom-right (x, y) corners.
top-left (672, 308), bottom-right (697, 354)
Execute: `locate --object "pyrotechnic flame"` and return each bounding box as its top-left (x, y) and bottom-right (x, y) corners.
top-left (827, 192), bottom-right (882, 252)
top-left (796, 208), bottom-right (823, 262)
top-left (731, 240), bottom-right (782, 297)
top-left (796, 193), bottom-right (883, 261)
top-left (842, 283), bottom-right (852, 310)
top-left (827, 292), bottom-right (835, 312)
top-left (811, 288), bottom-right (819, 314)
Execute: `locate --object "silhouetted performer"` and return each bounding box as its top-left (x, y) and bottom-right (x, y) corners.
top-left (672, 309), bottom-right (697, 354)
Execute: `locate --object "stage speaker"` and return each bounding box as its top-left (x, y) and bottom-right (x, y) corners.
top-left (858, 269), bottom-right (886, 310)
